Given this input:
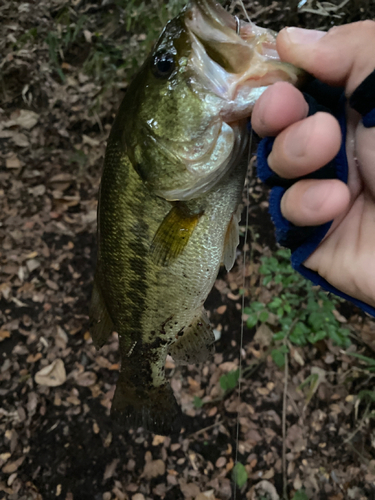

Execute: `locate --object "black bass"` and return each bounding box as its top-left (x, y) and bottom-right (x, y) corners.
top-left (89, 0), bottom-right (302, 434)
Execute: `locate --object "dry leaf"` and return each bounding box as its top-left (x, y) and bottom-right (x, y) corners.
top-left (247, 480), bottom-right (279, 500)
top-left (196, 491), bottom-right (215, 500)
top-left (2, 455), bottom-right (25, 474)
top-left (152, 435), bottom-right (166, 446)
top-left (5, 110), bottom-right (39, 129)
top-left (142, 451), bottom-right (166, 479)
top-left (132, 494), bottom-right (145, 500)
top-left (103, 458), bottom-right (119, 481)
top-left (35, 359), bottom-right (66, 386)
top-left (5, 154), bottom-right (23, 169)
top-left (254, 323), bottom-right (273, 348)
top-left (216, 305), bottom-right (227, 314)
top-left (0, 330), bottom-right (11, 341)
top-left (11, 132), bottom-right (29, 147)
top-left (76, 371), bottom-right (97, 387)
top-left (179, 480), bottom-right (201, 499)
top-left (28, 185), bottom-right (46, 197)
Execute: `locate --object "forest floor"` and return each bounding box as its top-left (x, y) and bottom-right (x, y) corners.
top-left (1, 1), bottom-right (375, 499)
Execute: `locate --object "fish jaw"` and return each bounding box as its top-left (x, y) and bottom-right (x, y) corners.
top-left (186, 0), bottom-right (303, 120)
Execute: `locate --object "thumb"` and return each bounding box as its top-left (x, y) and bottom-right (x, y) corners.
top-left (276, 21), bottom-right (375, 96)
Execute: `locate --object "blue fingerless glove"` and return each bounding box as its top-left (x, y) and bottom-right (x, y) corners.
top-left (256, 71), bottom-right (375, 316)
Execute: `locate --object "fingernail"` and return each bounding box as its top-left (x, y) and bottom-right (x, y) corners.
top-left (284, 27), bottom-right (326, 45)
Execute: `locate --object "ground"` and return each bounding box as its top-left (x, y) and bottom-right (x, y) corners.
top-left (1, 1), bottom-right (375, 499)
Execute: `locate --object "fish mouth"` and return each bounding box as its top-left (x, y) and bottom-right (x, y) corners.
top-left (185, 0), bottom-right (301, 115)
top-left (187, 0), bottom-right (273, 74)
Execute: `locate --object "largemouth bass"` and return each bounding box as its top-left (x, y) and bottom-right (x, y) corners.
top-left (89, 0), bottom-right (302, 434)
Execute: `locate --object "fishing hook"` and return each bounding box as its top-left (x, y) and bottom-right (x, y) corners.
top-left (234, 15), bottom-right (241, 35)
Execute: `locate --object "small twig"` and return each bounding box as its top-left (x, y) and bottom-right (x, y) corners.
top-left (281, 320), bottom-right (298, 500)
top-left (346, 441), bottom-right (371, 466)
top-left (282, 336), bottom-right (289, 500)
top-left (188, 420), bottom-right (223, 439)
top-left (343, 403), bottom-right (371, 445)
top-left (251, 1), bottom-right (279, 20)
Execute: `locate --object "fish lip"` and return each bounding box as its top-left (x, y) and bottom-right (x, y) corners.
top-left (186, 0), bottom-right (252, 75)
top-left (189, 0), bottom-right (237, 32)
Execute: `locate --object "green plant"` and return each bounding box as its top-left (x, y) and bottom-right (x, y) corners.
top-left (292, 490), bottom-right (310, 500)
top-left (193, 396), bottom-right (203, 408)
top-left (244, 248), bottom-right (351, 362)
top-left (232, 462), bottom-right (248, 488)
top-left (345, 351), bottom-right (375, 372)
top-left (46, 8), bottom-right (88, 81)
top-left (220, 369), bottom-right (240, 392)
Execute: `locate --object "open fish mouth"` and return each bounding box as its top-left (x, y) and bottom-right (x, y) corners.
top-left (185, 0), bottom-right (301, 114)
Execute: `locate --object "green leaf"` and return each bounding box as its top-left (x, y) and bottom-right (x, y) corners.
top-left (193, 396), bottom-right (203, 408)
top-left (220, 369), bottom-right (239, 392)
top-left (307, 330), bottom-right (326, 344)
top-left (271, 346), bottom-right (289, 368)
top-left (263, 276), bottom-right (272, 285)
top-left (246, 314), bottom-right (258, 329)
top-left (357, 390), bottom-right (375, 403)
top-left (345, 351), bottom-right (375, 366)
top-left (250, 301), bottom-right (266, 312)
top-left (276, 307), bottom-right (284, 318)
top-left (292, 490), bottom-right (310, 500)
top-left (259, 311), bottom-right (269, 323)
top-left (232, 462), bottom-right (248, 488)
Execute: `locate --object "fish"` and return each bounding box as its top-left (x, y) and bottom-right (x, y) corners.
top-left (89, 0), bottom-right (302, 434)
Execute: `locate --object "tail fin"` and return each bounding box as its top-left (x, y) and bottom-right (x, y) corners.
top-left (111, 369), bottom-right (181, 434)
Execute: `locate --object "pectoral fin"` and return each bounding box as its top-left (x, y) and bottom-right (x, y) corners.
top-left (222, 206), bottom-right (241, 271)
top-left (150, 204), bottom-right (203, 266)
top-left (169, 310), bottom-right (215, 365)
top-left (89, 275), bottom-right (114, 349)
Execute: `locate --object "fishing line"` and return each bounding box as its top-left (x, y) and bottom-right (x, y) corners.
top-left (238, 0), bottom-right (251, 24)
top-left (233, 131), bottom-right (253, 500)
top-left (232, 2), bottom-right (252, 497)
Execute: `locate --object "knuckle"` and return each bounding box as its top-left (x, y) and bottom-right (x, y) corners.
top-left (359, 19), bottom-right (375, 34)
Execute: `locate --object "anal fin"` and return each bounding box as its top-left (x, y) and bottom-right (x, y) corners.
top-left (150, 204), bottom-right (202, 266)
top-left (169, 310), bottom-right (215, 365)
top-left (89, 276), bottom-right (114, 349)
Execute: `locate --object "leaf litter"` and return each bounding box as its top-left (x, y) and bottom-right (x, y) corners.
top-left (1, 1), bottom-right (375, 500)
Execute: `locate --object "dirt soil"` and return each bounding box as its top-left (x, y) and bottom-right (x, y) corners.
top-left (1, 1), bottom-right (375, 500)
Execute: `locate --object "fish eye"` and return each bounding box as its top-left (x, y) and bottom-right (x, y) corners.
top-left (152, 52), bottom-right (175, 79)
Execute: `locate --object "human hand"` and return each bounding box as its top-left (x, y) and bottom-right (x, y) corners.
top-left (252, 21), bottom-right (375, 309)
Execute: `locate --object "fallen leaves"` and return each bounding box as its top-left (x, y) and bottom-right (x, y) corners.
top-left (247, 480), bottom-right (279, 500)
top-left (1, 110), bottom-right (39, 130)
top-left (0, 330), bottom-right (11, 341)
top-left (2, 456), bottom-right (25, 474)
top-left (34, 359), bottom-right (66, 387)
top-left (142, 451), bottom-right (166, 480)
top-left (1, 4), bottom-right (375, 500)
top-left (75, 371), bottom-right (97, 387)
top-left (5, 154), bottom-right (23, 169)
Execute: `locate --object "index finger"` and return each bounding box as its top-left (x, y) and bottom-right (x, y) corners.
top-left (277, 21), bottom-right (375, 97)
